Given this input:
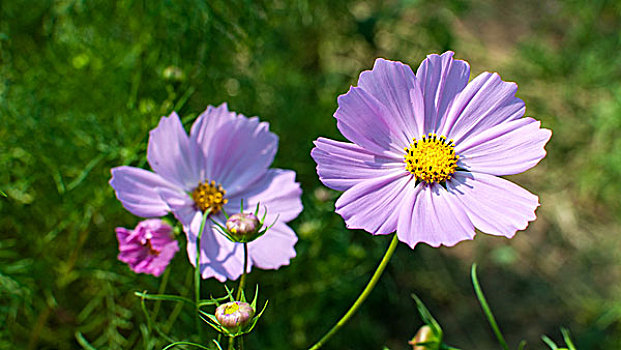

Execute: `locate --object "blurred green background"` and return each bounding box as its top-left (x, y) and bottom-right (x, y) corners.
top-left (1, 0), bottom-right (620, 349)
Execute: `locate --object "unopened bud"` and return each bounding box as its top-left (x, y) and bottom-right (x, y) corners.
top-left (226, 213), bottom-right (261, 242)
top-left (408, 325), bottom-right (437, 350)
top-left (215, 301), bottom-right (255, 332)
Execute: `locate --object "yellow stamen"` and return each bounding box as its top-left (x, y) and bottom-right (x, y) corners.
top-left (403, 133), bottom-right (459, 184)
top-left (191, 180), bottom-right (228, 214)
top-left (224, 302), bottom-right (240, 315)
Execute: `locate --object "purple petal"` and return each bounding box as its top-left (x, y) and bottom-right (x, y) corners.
top-left (335, 86), bottom-right (409, 155)
top-left (157, 187), bottom-right (194, 216)
top-left (226, 169), bottom-right (302, 223)
top-left (190, 104), bottom-right (238, 149)
top-left (248, 223), bottom-right (297, 269)
top-left (147, 112), bottom-right (204, 191)
top-left (439, 72), bottom-right (525, 144)
top-left (109, 166), bottom-right (179, 217)
top-left (415, 51), bottom-right (471, 134)
top-left (197, 109), bottom-right (278, 197)
top-left (357, 58), bottom-right (422, 138)
top-left (456, 118), bottom-right (552, 175)
top-left (171, 205), bottom-right (244, 282)
top-left (448, 172), bottom-right (539, 238)
top-left (335, 172), bottom-right (412, 235)
top-left (396, 183), bottom-right (474, 249)
top-left (198, 226), bottom-right (245, 282)
top-left (115, 227), bottom-right (132, 246)
top-left (311, 137), bottom-right (403, 191)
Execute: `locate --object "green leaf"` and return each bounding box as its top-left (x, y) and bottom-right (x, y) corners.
top-left (134, 291), bottom-right (194, 306)
top-left (74, 331), bottom-right (97, 350)
top-left (223, 285), bottom-right (235, 302)
top-left (212, 339), bottom-right (224, 350)
top-left (199, 311), bottom-right (225, 333)
top-left (245, 300), bottom-right (268, 334)
top-left (541, 335), bottom-right (559, 349)
top-left (561, 328), bottom-right (577, 350)
top-left (251, 284), bottom-right (259, 310)
top-left (198, 295), bottom-right (230, 307)
top-left (411, 294), bottom-right (443, 339)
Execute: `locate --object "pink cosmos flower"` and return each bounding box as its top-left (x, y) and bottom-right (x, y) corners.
top-left (311, 52), bottom-right (552, 248)
top-left (110, 104), bottom-right (302, 281)
top-left (116, 219), bottom-right (179, 277)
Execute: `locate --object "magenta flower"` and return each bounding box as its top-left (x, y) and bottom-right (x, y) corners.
top-left (110, 104), bottom-right (302, 281)
top-left (311, 52), bottom-right (551, 248)
top-left (116, 219), bottom-right (179, 277)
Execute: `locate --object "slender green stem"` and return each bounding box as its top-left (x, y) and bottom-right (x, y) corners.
top-left (153, 267), bottom-right (171, 319)
top-left (471, 264), bottom-right (509, 350)
top-left (195, 210), bottom-right (211, 333)
top-left (308, 234), bottom-right (399, 350)
top-left (227, 243), bottom-right (249, 350)
top-left (236, 243), bottom-right (249, 301)
top-left (239, 336), bottom-right (245, 350)
top-left (228, 336), bottom-right (235, 350)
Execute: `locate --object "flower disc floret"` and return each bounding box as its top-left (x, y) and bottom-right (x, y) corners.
top-left (192, 180), bottom-right (228, 214)
top-left (404, 133), bottom-right (459, 184)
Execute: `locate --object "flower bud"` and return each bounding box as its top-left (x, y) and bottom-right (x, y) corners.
top-left (225, 213), bottom-right (261, 242)
top-left (408, 325), bottom-right (438, 350)
top-left (215, 301), bottom-right (255, 332)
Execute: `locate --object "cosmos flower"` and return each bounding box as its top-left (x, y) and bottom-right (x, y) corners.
top-left (115, 219), bottom-right (179, 277)
top-left (110, 104), bottom-right (302, 281)
top-left (311, 52), bottom-right (551, 248)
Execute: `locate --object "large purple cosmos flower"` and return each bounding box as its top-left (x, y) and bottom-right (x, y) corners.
top-left (311, 52), bottom-right (551, 248)
top-left (110, 104), bottom-right (302, 281)
top-left (116, 219), bottom-right (179, 277)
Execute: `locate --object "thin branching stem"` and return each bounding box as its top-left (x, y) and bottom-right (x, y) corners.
top-left (471, 264), bottom-right (510, 350)
top-left (307, 234), bottom-right (399, 350)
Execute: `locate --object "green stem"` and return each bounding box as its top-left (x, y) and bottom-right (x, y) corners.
top-left (308, 234), bottom-right (399, 350)
top-left (228, 336), bottom-right (235, 350)
top-left (471, 264), bottom-right (509, 350)
top-left (195, 210), bottom-right (211, 333)
top-left (239, 336), bottom-right (245, 350)
top-left (153, 267), bottom-right (171, 319)
top-left (236, 243), bottom-right (248, 301)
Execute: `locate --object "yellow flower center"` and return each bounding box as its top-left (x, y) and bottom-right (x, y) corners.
top-left (403, 133), bottom-right (459, 184)
top-left (191, 180), bottom-right (228, 214)
top-left (224, 302), bottom-right (240, 315)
